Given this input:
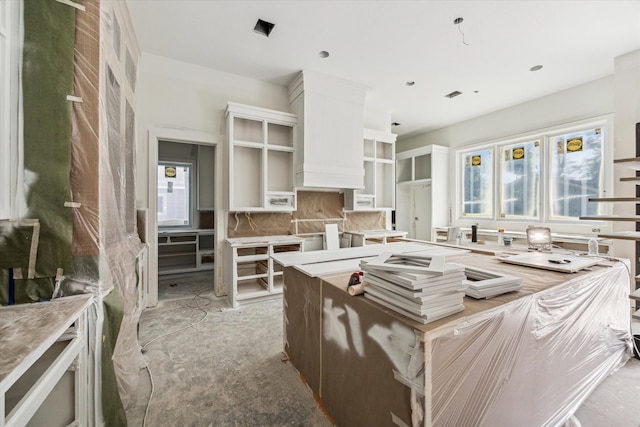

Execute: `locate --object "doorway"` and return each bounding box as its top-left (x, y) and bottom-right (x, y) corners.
top-left (396, 182), bottom-right (432, 241)
top-left (147, 129), bottom-right (221, 307)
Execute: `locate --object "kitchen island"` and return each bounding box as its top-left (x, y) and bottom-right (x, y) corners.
top-left (273, 245), bottom-right (632, 427)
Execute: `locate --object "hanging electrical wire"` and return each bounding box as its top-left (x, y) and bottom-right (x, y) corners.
top-left (454, 17), bottom-right (470, 46)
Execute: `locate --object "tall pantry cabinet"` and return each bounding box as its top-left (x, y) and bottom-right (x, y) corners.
top-left (395, 145), bottom-right (450, 240)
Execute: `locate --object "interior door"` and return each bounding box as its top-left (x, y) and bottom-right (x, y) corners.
top-left (412, 183), bottom-right (432, 241)
top-left (395, 183), bottom-right (413, 237)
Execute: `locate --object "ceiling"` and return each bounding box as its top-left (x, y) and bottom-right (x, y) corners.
top-left (126, 1), bottom-right (640, 138)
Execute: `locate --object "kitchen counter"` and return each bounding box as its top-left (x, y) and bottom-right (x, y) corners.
top-left (281, 249), bottom-right (631, 427)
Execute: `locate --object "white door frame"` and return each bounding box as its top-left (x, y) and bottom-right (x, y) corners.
top-left (147, 128), bottom-right (221, 307)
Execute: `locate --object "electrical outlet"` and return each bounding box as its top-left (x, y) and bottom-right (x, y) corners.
top-left (592, 228), bottom-right (600, 233)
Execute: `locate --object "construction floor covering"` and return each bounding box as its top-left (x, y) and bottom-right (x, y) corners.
top-left (125, 272), bottom-right (640, 426)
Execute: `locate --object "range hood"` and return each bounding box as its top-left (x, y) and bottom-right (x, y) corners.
top-left (288, 71), bottom-right (369, 190)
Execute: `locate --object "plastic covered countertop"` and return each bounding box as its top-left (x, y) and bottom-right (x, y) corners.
top-left (282, 251), bottom-right (633, 427)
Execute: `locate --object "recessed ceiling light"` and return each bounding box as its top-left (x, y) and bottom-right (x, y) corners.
top-left (406, 81), bottom-right (415, 86)
top-left (474, 90), bottom-right (479, 94)
top-left (253, 19), bottom-right (275, 37)
top-left (445, 90), bottom-right (462, 99)
top-left (319, 50), bottom-right (330, 58)
top-left (530, 65), bottom-right (543, 72)
top-left (391, 122), bottom-right (401, 127)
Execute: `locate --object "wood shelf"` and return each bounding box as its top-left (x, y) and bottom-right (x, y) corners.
top-left (597, 231), bottom-right (640, 241)
top-left (589, 197), bottom-right (640, 202)
top-left (158, 230), bottom-right (215, 275)
top-left (633, 308), bottom-right (640, 320)
top-left (227, 102), bottom-right (297, 212)
top-left (227, 236), bottom-right (303, 307)
top-left (579, 215), bottom-right (640, 221)
top-left (630, 288), bottom-right (640, 301)
top-left (345, 128), bottom-right (397, 211)
top-left (614, 157), bottom-right (640, 170)
top-left (620, 176), bottom-right (640, 182)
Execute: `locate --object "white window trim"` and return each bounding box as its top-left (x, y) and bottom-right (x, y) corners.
top-left (453, 114), bottom-right (614, 235)
top-left (497, 137), bottom-right (542, 221)
top-left (0, 0), bottom-right (23, 220)
top-left (457, 142), bottom-right (496, 220)
top-left (157, 160), bottom-right (195, 228)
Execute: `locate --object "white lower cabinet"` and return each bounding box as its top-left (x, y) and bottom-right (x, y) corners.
top-left (157, 229), bottom-right (215, 275)
top-left (227, 236), bottom-right (304, 307)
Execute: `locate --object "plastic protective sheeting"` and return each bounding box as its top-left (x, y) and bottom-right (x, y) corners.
top-left (425, 260), bottom-right (632, 427)
top-left (1, 0), bottom-right (145, 422)
top-left (284, 253), bottom-right (633, 427)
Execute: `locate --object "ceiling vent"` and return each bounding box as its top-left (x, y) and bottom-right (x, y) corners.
top-left (253, 19), bottom-right (275, 37)
top-left (445, 90), bottom-right (462, 99)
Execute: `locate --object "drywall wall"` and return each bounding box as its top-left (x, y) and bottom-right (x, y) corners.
top-left (135, 53), bottom-right (292, 303)
top-left (395, 76), bottom-right (616, 235)
top-left (135, 53), bottom-right (291, 208)
top-left (397, 76), bottom-right (613, 152)
top-left (612, 49), bottom-right (640, 275)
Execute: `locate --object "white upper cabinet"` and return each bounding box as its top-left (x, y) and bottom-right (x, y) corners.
top-left (288, 71), bottom-right (369, 189)
top-left (226, 102), bottom-right (297, 212)
top-left (345, 128), bottom-right (397, 210)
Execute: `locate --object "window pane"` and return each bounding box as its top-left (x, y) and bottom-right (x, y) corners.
top-left (462, 149), bottom-right (493, 217)
top-left (549, 127), bottom-right (604, 219)
top-left (500, 140), bottom-right (540, 218)
top-left (158, 164), bottom-right (191, 226)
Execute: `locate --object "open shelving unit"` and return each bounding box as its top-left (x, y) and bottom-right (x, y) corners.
top-left (226, 102), bottom-right (297, 212)
top-left (345, 128), bottom-right (396, 210)
top-left (157, 229), bottom-right (215, 275)
top-left (580, 123), bottom-right (640, 320)
top-left (227, 236), bottom-right (304, 307)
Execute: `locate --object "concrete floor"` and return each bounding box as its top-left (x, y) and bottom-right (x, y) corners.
top-left (125, 273), bottom-right (640, 426)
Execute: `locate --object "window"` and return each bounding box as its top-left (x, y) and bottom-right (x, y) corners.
top-left (456, 116), bottom-right (611, 229)
top-left (157, 162), bottom-right (192, 227)
top-left (549, 127), bottom-right (604, 220)
top-left (461, 148), bottom-right (493, 217)
top-left (499, 140), bottom-right (540, 219)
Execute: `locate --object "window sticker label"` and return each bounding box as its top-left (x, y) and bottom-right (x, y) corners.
top-left (165, 166), bottom-right (177, 178)
top-left (567, 137), bottom-right (583, 153)
top-left (471, 154), bottom-right (482, 166)
top-left (556, 139), bottom-right (565, 155)
top-left (512, 147), bottom-right (525, 160)
top-left (504, 149), bottom-right (511, 161)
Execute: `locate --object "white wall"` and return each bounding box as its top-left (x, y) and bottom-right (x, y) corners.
top-left (612, 49), bottom-right (640, 275)
top-left (397, 76), bottom-right (614, 153)
top-left (135, 53), bottom-right (291, 208)
top-left (395, 76), bottom-right (615, 235)
top-left (135, 53), bottom-right (291, 302)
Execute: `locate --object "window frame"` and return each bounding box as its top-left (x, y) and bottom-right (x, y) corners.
top-left (0, 0), bottom-right (22, 220)
top-left (497, 136), bottom-right (542, 221)
top-left (454, 115), bottom-right (614, 234)
top-left (157, 161), bottom-right (194, 229)
top-left (458, 144), bottom-right (495, 220)
top-left (545, 125), bottom-right (607, 223)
